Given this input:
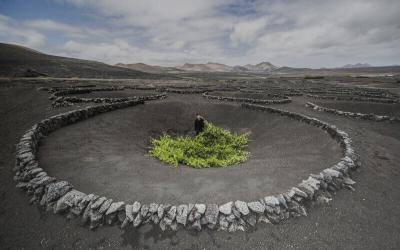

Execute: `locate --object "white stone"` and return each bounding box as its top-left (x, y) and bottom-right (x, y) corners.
top-left (247, 201), bottom-right (265, 214)
top-left (219, 201), bottom-right (233, 215)
top-left (234, 200), bottom-right (249, 216)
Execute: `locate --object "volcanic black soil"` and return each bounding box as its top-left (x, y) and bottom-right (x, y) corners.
top-left (1, 78), bottom-right (400, 249)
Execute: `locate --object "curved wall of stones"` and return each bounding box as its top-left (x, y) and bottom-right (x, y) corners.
top-left (50, 86), bottom-right (125, 99)
top-left (240, 88), bottom-right (303, 96)
top-left (42, 86), bottom-right (166, 108)
top-left (52, 94), bottom-right (166, 108)
top-left (14, 100), bottom-right (359, 232)
top-left (158, 88), bottom-right (206, 94)
top-left (306, 94), bottom-right (399, 103)
top-left (203, 92), bottom-right (292, 105)
top-left (305, 102), bottom-right (400, 123)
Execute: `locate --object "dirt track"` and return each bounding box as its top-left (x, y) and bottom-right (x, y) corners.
top-left (1, 80), bottom-right (400, 249)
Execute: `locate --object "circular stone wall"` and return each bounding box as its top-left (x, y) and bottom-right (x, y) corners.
top-left (38, 96), bottom-right (342, 204)
top-left (211, 91), bottom-right (284, 100)
top-left (64, 89), bottom-right (159, 99)
top-left (315, 101), bottom-right (400, 117)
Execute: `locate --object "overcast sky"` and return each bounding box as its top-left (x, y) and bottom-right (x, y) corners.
top-left (1, 0), bottom-right (399, 68)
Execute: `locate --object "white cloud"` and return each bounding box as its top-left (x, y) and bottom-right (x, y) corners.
top-left (24, 19), bottom-right (107, 38)
top-left (244, 0), bottom-right (400, 67)
top-left (230, 17), bottom-right (269, 45)
top-left (1, 0), bottom-right (400, 67)
top-left (0, 15), bottom-right (46, 48)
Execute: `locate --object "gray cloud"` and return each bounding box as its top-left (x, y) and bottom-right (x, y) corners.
top-left (1, 0), bottom-right (399, 67)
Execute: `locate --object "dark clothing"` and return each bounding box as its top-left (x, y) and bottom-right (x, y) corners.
top-left (194, 117), bottom-right (205, 135)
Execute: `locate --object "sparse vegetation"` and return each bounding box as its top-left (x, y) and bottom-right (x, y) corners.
top-left (150, 122), bottom-right (250, 168)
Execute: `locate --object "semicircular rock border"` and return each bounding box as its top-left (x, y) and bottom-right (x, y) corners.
top-left (157, 88), bottom-right (206, 94)
top-left (202, 92), bottom-right (292, 105)
top-left (40, 86), bottom-right (166, 108)
top-left (52, 94), bottom-right (166, 108)
top-left (239, 88), bottom-right (303, 97)
top-left (306, 102), bottom-right (400, 123)
top-left (306, 93), bottom-right (400, 104)
top-left (14, 100), bottom-right (360, 232)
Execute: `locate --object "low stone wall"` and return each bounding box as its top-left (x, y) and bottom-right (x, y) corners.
top-left (52, 94), bottom-right (166, 108)
top-left (50, 86), bottom-right (126, 99)
top-left (240, 89), bottom-right (303, 97)
top-left (304, 90), bottom-right (396, 99)
top-left (157, 88), bottom-right (206, 94)
top-left (306, 94), bottom-right (399, 104)
top-left (14, 100), bottom-right (359, 233)
top-left (203, 92), bottom-right (292, 104)
top-left (305, 102), bottom-right (400, 123)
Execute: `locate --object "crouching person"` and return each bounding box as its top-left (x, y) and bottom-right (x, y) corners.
top-left (194, 114), bottom-right (205, 135)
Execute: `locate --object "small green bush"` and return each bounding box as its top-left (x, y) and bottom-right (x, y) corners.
top-left (149, 123), bottom-right (250, 168)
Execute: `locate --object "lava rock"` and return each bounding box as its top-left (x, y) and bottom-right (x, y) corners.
top-left (176, 204), bottom-right (188, 226)
top-left (132, 201), bottom-right (141, 214)
top-left (106, 201), bottom-right (125, 215)
top-left (219, 201), bottom-right (233, 215)
top-left (234, 200), bottom-right (249, 216)
top-left (205, 204), bottom-right (219, 225)
top-left (44, 181), bottom-right (72, 204)
top-left (54, 189), bottom-right (85, 214)
top-left (247, 201), bottom-right (265, 214)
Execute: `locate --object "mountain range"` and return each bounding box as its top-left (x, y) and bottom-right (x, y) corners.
top-left (1, 43), bottom-right (399, 77)
top-left (116, 61), bottom-right (278, 73)
top-left (341, 63), bottom-right (373, 68)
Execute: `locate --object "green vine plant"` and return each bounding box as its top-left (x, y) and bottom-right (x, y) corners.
top-left (150, 122), bottom-right (250, 168)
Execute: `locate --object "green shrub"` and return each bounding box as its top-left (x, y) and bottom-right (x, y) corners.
top-left (149, 123), bottom-right (250, 168)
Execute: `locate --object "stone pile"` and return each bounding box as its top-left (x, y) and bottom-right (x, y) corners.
top-left (14, 99), bottom-right (359, 232)
top-left (203, 92), bottom-right (292, 105)
top-left (306, 102), bottom-right (400, 123)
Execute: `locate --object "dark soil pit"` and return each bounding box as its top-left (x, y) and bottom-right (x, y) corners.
top-left (38, 96), bottom-right (341, 204)
top-left (64, 89), bottom-right (159, 98)
top-left (315, 101), bottom-right (400, 117)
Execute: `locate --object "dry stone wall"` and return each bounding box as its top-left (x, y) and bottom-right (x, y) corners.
top-left (306, 102), bottom-right (400, 123)
top-left (202, 92), bottom-right (292, 105)
top-left (306, 94), bottom-right (399, 103)
top-left (14, 100), bottom-right (359, 232)
top-left (41, 86), bottom-right (166, 108)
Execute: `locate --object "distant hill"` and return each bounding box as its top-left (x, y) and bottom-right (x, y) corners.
top-left (342, 63), bottom-right (372, 68)
top-left (242, 62), bottom-right (278, 72)
top-left (175, 61), bottom-right (278, 73)
top-left (274, 65), bottom-right (400, 76)
top-left (0, 43), bottom-right (156, 78)
top-left (115, 62), bottom-right (183, 74)
top-left (176, 62), bottom-right (233, 72)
